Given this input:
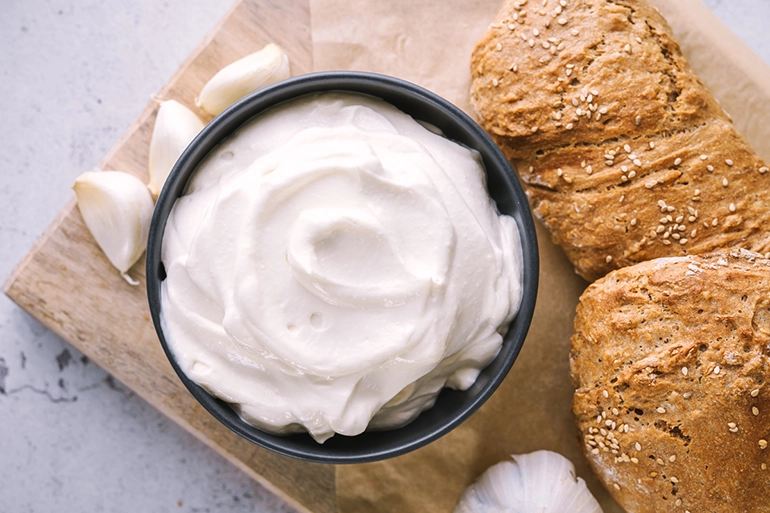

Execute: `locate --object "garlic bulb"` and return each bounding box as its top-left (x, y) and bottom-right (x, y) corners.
top-left (148, 100), bottom-right (204, 197)
top-left (196, 43), bottom-right (291, 116)
top-left (73, 171), bottom-right (154, 285)
top-left (455, 451), bottom-right (604, 513)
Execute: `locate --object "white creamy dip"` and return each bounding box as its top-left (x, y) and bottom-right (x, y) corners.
top-left (161, 92), bottom-right (523, 442)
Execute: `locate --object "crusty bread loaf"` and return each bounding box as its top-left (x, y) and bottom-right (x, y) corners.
top-left (471, 0), bottom-right (770, 282)
top-left (571, 249), bottom-right (770, 512)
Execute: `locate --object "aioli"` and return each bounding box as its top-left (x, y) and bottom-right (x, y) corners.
top-left (161, 92), bottom-right (523, 442)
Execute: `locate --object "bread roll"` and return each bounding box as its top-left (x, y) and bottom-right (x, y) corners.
top-left (571, 249), bottom-right (770, 512)
top-left (471, 0), bottom-right (770, 282)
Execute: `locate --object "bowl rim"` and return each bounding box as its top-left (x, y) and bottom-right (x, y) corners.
top-left (146, 70), bottom-right (539, 464)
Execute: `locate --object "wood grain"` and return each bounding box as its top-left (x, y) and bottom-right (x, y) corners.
top-left (3, 1), bottom-right (336, 513)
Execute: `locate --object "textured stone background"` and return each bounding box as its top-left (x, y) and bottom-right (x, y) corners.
top-left (1, 0), bottom-right (768, 511)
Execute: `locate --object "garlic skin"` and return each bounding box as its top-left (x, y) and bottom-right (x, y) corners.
top-left (73, 171), bottom-right (154, 285)
top-left (455, 451), bottom-right (604, 513)
top-left (196, 43), bottom-right (291, 116)
top-left (148, 100), bottom-right (205, 197)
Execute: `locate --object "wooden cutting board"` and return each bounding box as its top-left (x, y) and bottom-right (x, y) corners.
top-left (2, 1), bottom-right (336, 513)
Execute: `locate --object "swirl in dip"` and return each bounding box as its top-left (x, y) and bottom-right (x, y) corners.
top-left (160, 92), bottom-right (523, 442)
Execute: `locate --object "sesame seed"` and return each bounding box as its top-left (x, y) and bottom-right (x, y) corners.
top-left (495, 43), bottom-right (503, 51)
top-left (683, 392), bottom-right (692, 399)
top-left (533, 28), bottom-right (540, 36)
top-left (492, 78), bottom-right (499, 87)
top-left (566, 123), bottom-right (574, 130)
top-left (635, 37), bottom-right (642, 43)
top-left (761, 167), bottom-right (769, 174)
top-left (657, 458), bottom-right (664, 465)
top-left (571, 29), bottom-right (580, 36)
top-left (645, 180), bottom-right (657, 189)
top-left (613, 483), bottom-right (621, 491)
top-left (531, 126), bottom-right (539, 132)
top-left (728, 422), bottom-right (737, 428)
top-left (729, 203), bottom-right (736, 213)
top-left (591, 89), bottom-right (599, 96)
top-left (700, 154), bottom-right (708, 160)
top-left (674, 158), bottom-right (682, 166)
top-left (621, 175), bottom-right (628, 182)
top-left (557, 168), bottom-right (563, 176)
top-left (682, 367), bottom-right (688, 376)
top-left (606, 255), bottom-right (613, 263)
top-left (628, 170), bottom-right (637, 179)
top-left (670, 455), bottom-right (676, 462)
top-left (624, 144), bottom-right (631, 153)
top-left (592, 448), bottom-right (600, 454)
top-left (599, 106), bottom-right (608, 114)
top-left (760, 440), bottom-right (768, 449)
top-left (714, 365), bottom-right (721, 374)
top-left (712, 218), bottom-right (719, 226)
top-left (707, 165), bottom-right (714, 172)
top-left (635, 115), bottom-right (642, 125)
top-left (635, 442), bottom-right (642, 451)
top-left (558, 17), bottom-right (568, 25)
top-left (542, 41), bottom-right (550, 49)
top-left (676, 215), bottom-right (684, 223)
top-left (631, 457), bottom-right (639, 463)
top-left (675, 499), bottom-right (682, 507)
top-left (649, 142), bottom-right (655, 149)
top-left (634, 158), bottom-right (642, 167)
top-left (529, 39), bottom-right (535, 47)
top-left (576, 108), bottom-right (583, 116)
top-left (672, 233), bottom-right (680, 240)
top-left (671, 476), bottom-right (679, 483)
top-left (624, 43), bottom-right (631, 53)
top-left (723, 177), bottom-right (729, 187)
top-left (694, 189), bottom-right (701, 195)
top-left (726, 159), bottom-right (734, 166)
top-left (752, 406), bottom-right (759, 416)
top-left (572, 98), bottom-right (579, 106)
top-left (650, 471), bottom-right (658, 477)
top-left (612, 407), bottom-right (619, 415)
top-left (586, 165), bottom-right (593, 174)
top-left (656, 225), bottom-right (666, 233)
top-left (631, 218), bottom-right (637, 226)
top-left (751, 389), bottom-right (760, 397)
top-left (508, 23), bottom-right (516, 30)
top-left (657, 407), bottom-right (666, 414)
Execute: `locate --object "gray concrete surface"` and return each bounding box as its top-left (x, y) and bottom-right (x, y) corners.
top-left (1, 0), bottom-right (769, 511)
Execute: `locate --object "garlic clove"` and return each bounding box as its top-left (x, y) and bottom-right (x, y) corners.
top-left (73, 170), bottom-right (155, 285)
top-left (148, 100), bottom-right (205, 197)
top-left (455, 450), bottom-right (603, 513)
top-left (196, 43), bottom-right (291, 116)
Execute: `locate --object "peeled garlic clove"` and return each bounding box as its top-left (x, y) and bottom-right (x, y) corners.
top-left (73, 171), bottom-right (154, 285)
top-left (148, 100), bottom-right (204, 197)
top-left (455, 450), bottom-right (604, 513)
top-left (196, 43), bottom-right (291, 116)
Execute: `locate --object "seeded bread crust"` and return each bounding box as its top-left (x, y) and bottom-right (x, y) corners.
top-left (470, 0), bottom-right (770, 282)
top-left (571, 249), bottom-right (770, 513)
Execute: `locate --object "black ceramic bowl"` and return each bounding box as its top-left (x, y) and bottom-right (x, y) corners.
top-left (146, 71), bottom-right (538, 464)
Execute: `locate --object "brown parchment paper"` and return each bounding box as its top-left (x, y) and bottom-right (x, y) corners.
top-left (308, 0), bottom-right (770, 511)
